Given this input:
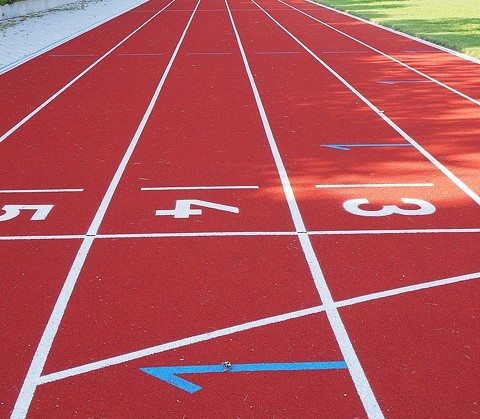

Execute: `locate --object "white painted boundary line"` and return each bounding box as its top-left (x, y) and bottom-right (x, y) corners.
top-left (1, 228), bottom-right (480, 241)
top-left (227, 1), bottom-right (383, 416)
top-left (305, 0), bottom-right (480, 66)
top-left (336, 272), bottom-right (480, 308)
top-left (10, 2), bottom-right (201, 417)
top-left (308, 228), bottom-right (480, 236)
top-left (0, 0), bottom-right (176, 145)
top-left (315, 183), bottom-right (434, 188)
top-left (97, 231), bottom-right (295, 238)
top-left (276, 0), bottom-right (480, 107)
top-left (38, 270), bottom-right (480, 384)
top-left (141, 185), bottom-right (259, 191)
top-left (0, 235), bottom-right (85, 240)
top-left (0, 0), bottom-right (150, 75)
top-left (253, 2), bottom-right (480, 207)
top-left (0, 188), bottom-right (84, 193)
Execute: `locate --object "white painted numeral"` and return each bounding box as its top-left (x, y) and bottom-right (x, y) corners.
top-left (343, 198), bottom-right (436, 217)
top-left (0, 204), bottom-right (54, 222)
top-left (156, 199), bottom-right (239, 219)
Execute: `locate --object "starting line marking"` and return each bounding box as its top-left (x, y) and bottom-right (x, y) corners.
top-left (38, 270), bottom-right (480, 385)
top-left (315, 183), bottom-right (434, 188)
top-left (0, 189), bottom-right (84, 193)
top-left (1, 228), bottom-right (479, 241)
top-left (141, 361), bottom-right (347, 393)
top-left (141, 185), bottom-right (259, 191)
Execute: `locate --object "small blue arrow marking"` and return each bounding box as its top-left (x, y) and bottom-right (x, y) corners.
top-left (377, 80), bottom-right (432, 85)
top-left (321, 143), bottom-right (413, 151)
top-left (141, 361), bottom-right (347, 393)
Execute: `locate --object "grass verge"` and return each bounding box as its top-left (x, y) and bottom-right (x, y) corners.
top-left (0, 0), bottom-right (24, 5)
top-left (314, 0), bottom-right (480, 59)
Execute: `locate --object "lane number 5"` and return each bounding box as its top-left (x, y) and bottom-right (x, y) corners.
top-left (0, 204), bottom-right (54, 222)
top-left (343, 198), bottom-right (436, 217)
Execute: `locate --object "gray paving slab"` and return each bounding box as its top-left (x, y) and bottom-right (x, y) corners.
top-left (0, 0), bottom-right (148, 73)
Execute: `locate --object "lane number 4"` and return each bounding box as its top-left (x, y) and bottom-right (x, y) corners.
top-left (156, 199), bottom-right (239, 219)
top-left (343, 198), bottom-right (436, 217)
top-left (0, 204), bottom-right (54, 222)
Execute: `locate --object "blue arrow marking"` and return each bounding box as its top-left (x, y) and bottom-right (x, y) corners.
top-left (141, 361), bottom-right (347, 393)
top-left (377, 80), bottom-right (432, 85)
top-left (321, 143), bottom-right (413, 151)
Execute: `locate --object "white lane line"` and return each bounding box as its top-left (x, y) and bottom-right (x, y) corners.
top-left (38, 270), bottom-right (480, 385)
top-left (87, 4), bottom-right (200, 236)
top-left (253, 2), bottom-right (480, 207)
top-left (227, 1), bottom-right (383, 417)
top-left (315, 183), bottom-right (434, 188)
top-left (10, 2), bottom-right (201, 417)
top-left (0, 0), bottom-right (176, 145)
top-left (38, 306), bottom-right (325, 384)
top-left (277, 0), bottom-right (480, 106)
top-left (0, 189), bottom-right (84, 193)
top-left (227, 7), bottom-right (305, 233)
top-left (141, 185), bottom-right (259, 191)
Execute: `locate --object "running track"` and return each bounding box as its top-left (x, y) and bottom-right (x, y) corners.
top-left (1, 0), bottom-right (479, 417)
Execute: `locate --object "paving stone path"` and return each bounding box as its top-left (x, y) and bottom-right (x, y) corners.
top-left (0, 0), bottom-right (146, 73)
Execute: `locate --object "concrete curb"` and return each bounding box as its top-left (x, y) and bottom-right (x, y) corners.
top-left (0, 0), bottom-right (77, 20)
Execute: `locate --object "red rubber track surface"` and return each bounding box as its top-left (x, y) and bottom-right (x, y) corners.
top-left (0, 5), bottom-right (162, 134)
top-left (1, 0), bottom-right (479, 417)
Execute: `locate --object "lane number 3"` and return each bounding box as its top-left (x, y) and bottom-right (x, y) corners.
top-left (343, 198), bottom-right (436, 217)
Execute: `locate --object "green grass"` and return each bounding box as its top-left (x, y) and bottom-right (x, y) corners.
top-left (314, 0), bottom-right (480, 59)
top-left (0, 0), bottom-right (24, 6)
